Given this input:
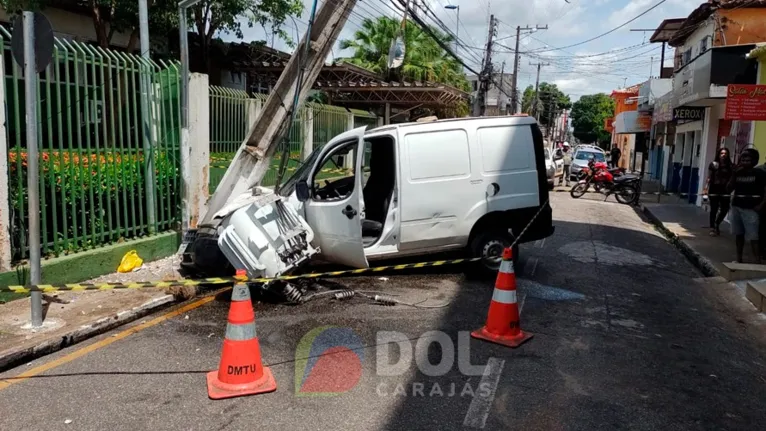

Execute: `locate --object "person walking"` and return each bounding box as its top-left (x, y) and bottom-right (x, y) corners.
top-left (703, 147), bottom-right (733, 236)
top-left (727, 148), bottom-right (766, 263)
top-left (559, 144), bottom-right (573, 186)
top-left (610, 144), bottom-right (622, 169)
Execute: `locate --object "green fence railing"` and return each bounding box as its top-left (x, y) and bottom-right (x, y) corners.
top-left (208, 89), bottom-right (379, 194)
top-left (1, 28), bottom-right (181, 263)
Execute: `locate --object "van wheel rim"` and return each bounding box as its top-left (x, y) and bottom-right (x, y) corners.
top-left (482, 240), bottom-right (508, 269)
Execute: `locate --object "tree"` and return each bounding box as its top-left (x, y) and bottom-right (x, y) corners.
top-left (521, 85), bottom-right (543, 116)
top-left (536, 82), bottom-right (571, 129)
top-left (0, 0), bottom-right (178, 52)
top-left (190, 0), bottom-right (303, 73)
top-left (0, 0), bottom-right (302, 72)
top-left (339, 16), bottom-right (469, 92)
top-left (570, 93), bottom-right (615, 145)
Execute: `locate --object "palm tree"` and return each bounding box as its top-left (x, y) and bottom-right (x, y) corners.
top-left (339, 17), bottom-right (469, 92)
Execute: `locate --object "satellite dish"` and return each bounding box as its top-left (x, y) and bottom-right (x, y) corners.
top-left (387, 35), bottom-right (405, 69)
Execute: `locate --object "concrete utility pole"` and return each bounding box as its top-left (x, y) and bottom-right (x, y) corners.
top-left (200, 0), bottom-right (359, 226)
top-left (529, 61), bottom-right (548, 118)
top-left (474, 14), bottom-right (496, 117)
top-left (498, 60), bottom-right (505, 113)
top-left (510, 24), bottom-right (546, 114)
top-left (546, 96), bottom-right (555, 139)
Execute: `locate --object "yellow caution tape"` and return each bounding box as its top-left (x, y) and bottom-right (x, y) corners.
top-left (0, 257), bottom-right (486, 293)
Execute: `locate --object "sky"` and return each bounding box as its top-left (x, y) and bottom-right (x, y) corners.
top-left (219, 0), bottom-right (703, 102)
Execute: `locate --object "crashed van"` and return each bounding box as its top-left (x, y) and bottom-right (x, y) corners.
top-left (187, 116), bottom-right (554, 279)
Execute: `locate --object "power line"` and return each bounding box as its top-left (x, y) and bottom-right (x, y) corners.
top-left (525, 0), bottom-right (669, 53)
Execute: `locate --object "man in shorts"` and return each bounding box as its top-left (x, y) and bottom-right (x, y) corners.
top-left (727, 148), bottom-right (766, 263)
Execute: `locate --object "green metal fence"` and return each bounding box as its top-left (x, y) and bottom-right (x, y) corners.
top-left (1, 28), bottom-right (181, 263)
top-left (208, 88), bottom-right (379, 193)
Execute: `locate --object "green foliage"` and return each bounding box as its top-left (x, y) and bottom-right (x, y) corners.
top-left (338, 16), bottom-right (469, 92)
top-left (190, 0), bottom-right (303, 46)
top-left (535, 83), bottom-right (571, 128)
top-left (521, 85), bottom-right (542, 115)
top-left (570, 93), bottom-right (615, 145)
top-left (7, 148), bottom-right (179, 256)
top-left (0, 0), bottom-right (178, 48)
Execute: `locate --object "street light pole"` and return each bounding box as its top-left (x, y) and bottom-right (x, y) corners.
top-left (444, 4), bottom-right (460, 53)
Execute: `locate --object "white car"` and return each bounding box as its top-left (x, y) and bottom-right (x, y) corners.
top-left (545, 147), bottom-right (564, 189)
top-left (210, 116), bottom-right (556, 279)
top-left (569, 147), bottom-right (607, 182)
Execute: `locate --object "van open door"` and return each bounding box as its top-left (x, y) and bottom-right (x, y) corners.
top-left (300, 127), bottom-right (369, 268)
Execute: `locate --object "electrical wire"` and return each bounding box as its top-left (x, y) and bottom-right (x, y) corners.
top-left (524, 0), bottom-right (669, 53)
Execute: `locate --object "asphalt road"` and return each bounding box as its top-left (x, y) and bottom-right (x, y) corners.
top-left (2, 193), bottom-right (766, 430)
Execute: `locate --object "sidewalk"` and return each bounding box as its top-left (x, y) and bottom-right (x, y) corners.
top-left (0, 255), bottom-right (190, 370)
top-left (641, 200), bottom-right (736, 277)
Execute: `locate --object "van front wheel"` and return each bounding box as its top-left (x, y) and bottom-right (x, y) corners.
top-left (467, 232), bottom-right (522, 280)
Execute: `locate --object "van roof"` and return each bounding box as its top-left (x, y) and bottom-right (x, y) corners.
top-left (367, 115), bottom-right (537, 135)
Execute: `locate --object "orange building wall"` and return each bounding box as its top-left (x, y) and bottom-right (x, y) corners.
top-left (715, 9), bottom-right (766, 46)
top-left (611, 91), bottom-right (639, 117)
top-left (610, 88), bottom-right (639, 169)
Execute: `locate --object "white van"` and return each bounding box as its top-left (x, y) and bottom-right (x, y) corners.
top-left (189, 116), bottom-right (555, 278)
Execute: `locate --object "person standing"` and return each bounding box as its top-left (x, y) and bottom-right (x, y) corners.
top-left (727, 148), bottom-right (766, 263)
top-left (703, 147), bottom-right (733, 236)
top-left (559, 144), bottom-right (573, 186)
top-left (610, 144), bottom-right (622, 169)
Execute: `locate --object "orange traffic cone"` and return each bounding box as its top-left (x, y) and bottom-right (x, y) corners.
top-left (207, 270), bottom-right (277, 400)
top-left (471, 247), bottom-right (533, 348)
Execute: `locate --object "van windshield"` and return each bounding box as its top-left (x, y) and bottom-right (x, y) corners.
top-left (279, 146), bottom-right (322, 196)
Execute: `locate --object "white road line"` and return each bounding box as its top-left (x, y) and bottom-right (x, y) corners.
top-left (529, 257), bottom-right (539, 277)
top-left (519, 293), bottom-right (527, 316)
top-left (463, 357), bottom-right (506, 429)
top-left (536, 238), bottom-right (546, 249)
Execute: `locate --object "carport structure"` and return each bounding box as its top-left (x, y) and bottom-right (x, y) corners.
top-left (215, 41), bottom-right (469, 123)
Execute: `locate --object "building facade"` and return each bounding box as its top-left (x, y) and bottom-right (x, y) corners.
top-left (466, 72), bottom-right (513, 115)
top-left (649, 0), bottom-right (766, 205)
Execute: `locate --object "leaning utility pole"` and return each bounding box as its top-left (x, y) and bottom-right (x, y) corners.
top-left (510, 24), bottom-right (547, 114)
top-left (529, 61), bottom-right (549, 118)
top-left (200, 0), bottom-right (359, 226)
top-left (474, 14), bottom-right (497, 117)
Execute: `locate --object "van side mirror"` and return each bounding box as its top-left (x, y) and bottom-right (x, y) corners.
top-left (296, 180), bottom-right (310, 202)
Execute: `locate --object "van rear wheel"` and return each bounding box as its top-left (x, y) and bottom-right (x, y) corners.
top-left (466, 231), bottom-right (522, 280)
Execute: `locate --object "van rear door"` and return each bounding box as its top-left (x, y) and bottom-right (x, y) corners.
top-left (303, 127), bottom-right (369, 268)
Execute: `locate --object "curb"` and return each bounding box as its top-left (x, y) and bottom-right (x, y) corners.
top-left (0, 294), bottom-right (176, 372)
top-left (641, 204), bottom-right (720, 278)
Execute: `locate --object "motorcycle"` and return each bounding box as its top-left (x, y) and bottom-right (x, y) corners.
top-left (570, 158), bottom-right (640, 205)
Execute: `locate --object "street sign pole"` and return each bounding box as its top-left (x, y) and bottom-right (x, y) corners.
top-left (138, 0), bottom-right (156, 234)
top-left (22, 11), bottom-right (42, 327)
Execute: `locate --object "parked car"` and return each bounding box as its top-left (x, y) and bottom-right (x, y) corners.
top-left (545, 147), bottom-right (564, 189)
top-left (570, 147), bottom-right (607, 182)
top-left (214, 116), bottom-right (556, 279)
